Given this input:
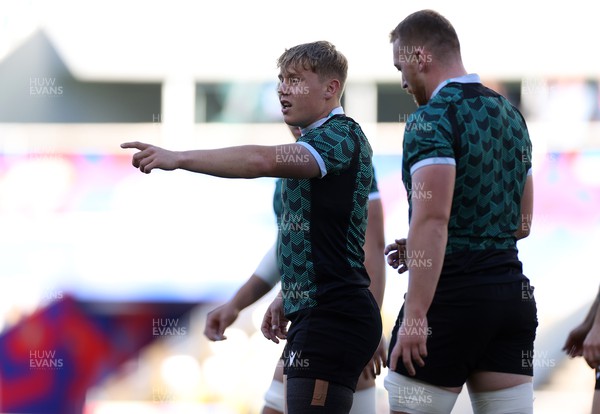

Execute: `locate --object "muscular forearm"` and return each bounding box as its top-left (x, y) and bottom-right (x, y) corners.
top-left (178, 146), bottom-right (274, 178)
top-left (366, 252), bottom-right (385, 308)
top-left (229, 275), bottom-right (273, 312)
top-left (364, 199), bottom-right (386, 307)
top-left (178, 144), bottom-right (320, 179)
top-left (365, 238), bottom-right (385, 308)
top-left (584, 288), bottom-right (600, 329)
top-left (404, 219), bottom-right (447, 318)
top-left (515, 176), bottom-right (533, 240)
top-left (122, 141), bottom-right (320, 178)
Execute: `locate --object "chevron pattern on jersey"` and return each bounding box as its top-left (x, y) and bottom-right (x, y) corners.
top-left (278, 116), bottom-right (373, 315)
top-left (307, 119), bottom-right (356, 174)
top-left (347, 149), bottom-right (372, 268)
top-left (402, 83), bottom-right (532, 254)
top-left (273, 179), bottom-right (283, 226)
top-left (279, 175), bottom-right (316, 313)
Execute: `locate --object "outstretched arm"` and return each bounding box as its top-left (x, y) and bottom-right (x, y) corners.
top-left (121, 141), bottom-right (320, 179)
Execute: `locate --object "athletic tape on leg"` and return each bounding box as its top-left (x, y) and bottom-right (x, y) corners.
top-left (470, 382), bottom-right (533, 414)
top-left (264, 379), bottom-right (285, 412)
top-left (384, 371), bottom-right (459, 414)
top-left (350, 386), bottom-right (376, 414)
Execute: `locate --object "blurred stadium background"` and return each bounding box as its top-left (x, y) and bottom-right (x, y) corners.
top-left (0, 0), bottom-right (599, 412)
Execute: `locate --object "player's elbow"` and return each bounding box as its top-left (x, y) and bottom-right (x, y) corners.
top-left (515, 216), bottom-right (532, 240)
top-left (246, 149), bottom-right (276, 178)
top-left (514, 226), bottom-right (531, 240)
top-left (415, 212), bottom-right (450, 230)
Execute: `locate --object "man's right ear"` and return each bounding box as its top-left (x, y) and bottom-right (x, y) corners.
top-left (324, 79), bottom-right (341, 100)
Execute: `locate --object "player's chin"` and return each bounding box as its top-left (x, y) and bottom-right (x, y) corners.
top-left (282, 112), bottom-right (298, 126)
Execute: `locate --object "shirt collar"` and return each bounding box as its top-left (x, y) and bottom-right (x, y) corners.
top-left (300, 106), bottom-right (345, 136)
top-left (430, 73), bottom-right (481, 99)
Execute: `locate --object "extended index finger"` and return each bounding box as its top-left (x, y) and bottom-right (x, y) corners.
top-left (121, 141), bottom-right (150, 150)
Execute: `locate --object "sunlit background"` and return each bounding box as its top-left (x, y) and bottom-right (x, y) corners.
top-left (0, 0), bottom-right (599, 413)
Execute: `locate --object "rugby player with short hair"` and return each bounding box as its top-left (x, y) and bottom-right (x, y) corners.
top-left (383, 9), bottom-right (537, 414)
top-left (123, 41), bottom-right (382, 414)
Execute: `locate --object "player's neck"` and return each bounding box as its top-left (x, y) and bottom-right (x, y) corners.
top-left (426, 62), bottom-right (468, 98)
top-left (301, 104), bottom-right (343, 135)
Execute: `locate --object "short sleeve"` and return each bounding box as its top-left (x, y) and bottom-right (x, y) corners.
top-left (298, 120), bottom-right (355, 178)
top-left (403, 108), bottom-right (456, 175)
top-left (369, 167), bottom-right (380, 200)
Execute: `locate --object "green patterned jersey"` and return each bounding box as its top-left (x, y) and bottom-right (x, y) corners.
top-left (273, 174), bottom-right (379, 225)
top-left (273, 179), bottom-right (283, 224)
top-left (277, 115), bottom-right (373, 315)
top-left (402, 76), bottom-right (532, 255)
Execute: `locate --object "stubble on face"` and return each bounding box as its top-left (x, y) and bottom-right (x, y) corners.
top-left (393, 39), bottom-right (428, 107)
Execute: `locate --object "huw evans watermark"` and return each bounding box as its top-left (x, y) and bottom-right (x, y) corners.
top-left (400, 113), bottom-right (433, 132)
top-left (400, 318), bottom-right (432, 336)
top-left (521, 350), bottom-right (556, 369)
top-left (276, 145), bottom-right (311, 165)
top-left (278, 212), bottom-right (309, 232)
top-left (281, 282), bottom-right (310, 301)
top-left (283, 349), bottom-right (310, 369)
top-left (152, 318), bottom-right (187, 336)
top-left (397, 46), bottom-right (433, 64)
top-left (395, 384), bottom-right (433, 409)
top-left (400, 249), bottom-right (433, 270)
top-left (30, 77), bottom-right (63, 96)
top-left (407, 182), bottom-right (432, 200)
top-left (29, 349), bottom-right (63, 370)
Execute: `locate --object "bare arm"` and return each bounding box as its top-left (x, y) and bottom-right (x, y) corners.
top-left (120, 141), bottom-right (320, 179)
top-left (404, 165), bottom-right (455, 320)
top-left (389, 164), bottom-right (455, 375)
top-left (204, 243), bottom-right (280, 341)
top-left (229, 275), bottom-right (274, 316)
top-left (584, 289), bottom-right (600, 330)
top-left (204, 275), bottom-right (273, 341)
top-left (584, 287), bottom-right (600, 367)
top-left (564, 286), bottom-right (600, 357)
top-left (515, 174), bottom-right (533, 240)
top-left (362, 196), bottom-right (387, 379)
top-left (364, 197), bottom-right (386, 307)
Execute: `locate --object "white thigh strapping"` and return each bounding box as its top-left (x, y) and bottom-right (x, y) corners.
top-left (469, 382), bottom-right (533, 414)
top-left (264, 379), bottom-right (284, 412)
top-left (384, 371), bottom-right (459, 414)
top-left (349, 386), bottom-right (376, 414)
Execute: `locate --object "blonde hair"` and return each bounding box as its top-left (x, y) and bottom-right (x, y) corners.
top-left (277, 41), bottom-right (348, 94)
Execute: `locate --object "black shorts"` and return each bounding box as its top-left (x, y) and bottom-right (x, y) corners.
top-left (283, 288), bottom-right (382, 391)
top-left (596, 369), bottom-right (600, 390)
top-left (388, 279), bottom-right (538, 387)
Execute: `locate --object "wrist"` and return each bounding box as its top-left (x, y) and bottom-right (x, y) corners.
top-left (227, 298), bottom-right (244, 315)
top-left (405, 302), bottom-right (427, 320)
top-left (175, 150), bottom-right (185, 170)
